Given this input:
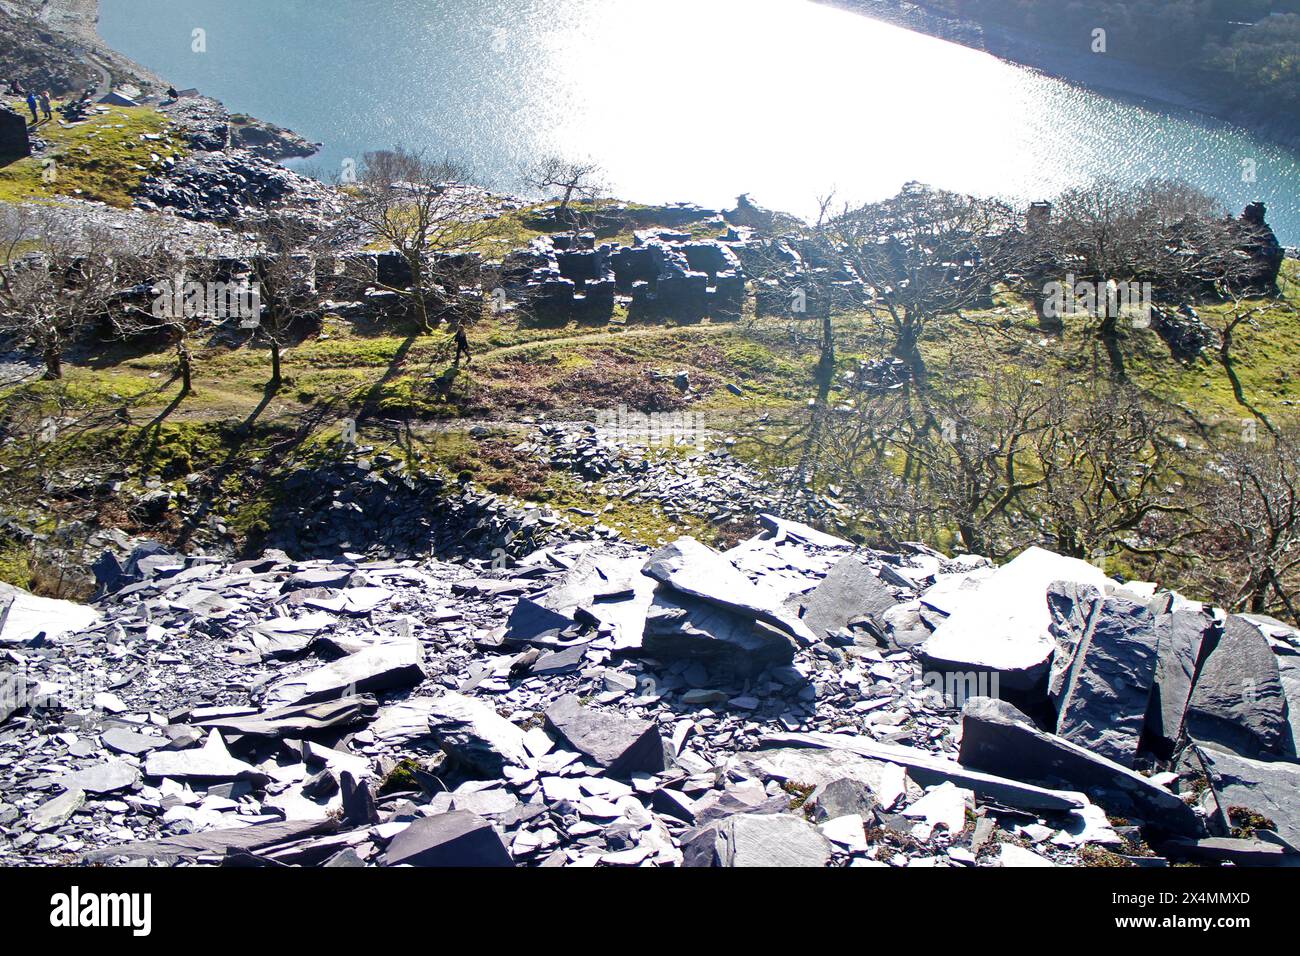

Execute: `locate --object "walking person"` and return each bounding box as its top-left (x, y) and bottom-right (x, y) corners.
top-left (25, 91), bottom-right (38, 124)
top-left (453, 320), bottom-right (473, 367)
top-left (39, 91), bottom-right (51, 121)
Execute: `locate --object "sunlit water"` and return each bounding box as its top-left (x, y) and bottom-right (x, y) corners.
top-left (100, 0), bottom-right (1300, 242)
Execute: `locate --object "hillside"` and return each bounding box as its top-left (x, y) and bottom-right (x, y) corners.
top-left (1, 18), bottom-right (1299, 877)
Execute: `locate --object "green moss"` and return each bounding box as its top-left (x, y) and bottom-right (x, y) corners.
top-left (0, 544), bottom-right (34, 591)
top-left (1079, 845), bottom-right (1135, 868)
top-left (781, 780), bottom-right (816, 811)
top-left (378, 758), bottom-right (424, 796)
top-left (1228, 805), bottom-right (1277, 838)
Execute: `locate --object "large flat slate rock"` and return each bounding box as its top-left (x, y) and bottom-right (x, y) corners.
top-left (683, 811), bottom-right (832, 867)
top-left (793, 554), bottom-right (898, 642)
top-left (55, 759), bottom-right (140, 795)
top-left (385, 811), bottom-right (513, 867)
top-left (543, 694), bottom-right (664, 777)
top-left (84, 818), bottom-right (339, 864)
top-left (922, 546), bottom-right (1111, 690)
top-left (643, 537), bottom-right (817, 646)
top-left (1054, 591), bottom-right (1160, 766)
top-left (425, 691), bottom-right (529, 775)
top-left (196, 695), bottom-right (377, 738)
top-left (1185, 615), bottom-right (1295, 760)
top-left (959, 696), bottom-right (1200, 836)
top-left (1145, 597), bottom-right (1217, 757)
top-left (643, 589), bottom-right (795, 672)
top-left (264, 638), bottom-right (425, 708)
top-left (0, 587), bottom-right (101, 645)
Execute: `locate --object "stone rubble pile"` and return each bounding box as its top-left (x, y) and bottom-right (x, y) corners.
top-left (1, 515), bottom-right (1298, 867)
top-left (527, 423), bottom-right (844, 532)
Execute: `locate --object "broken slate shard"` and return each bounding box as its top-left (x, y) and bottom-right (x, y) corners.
top-left (385, 811), bottom-right (513, 867)
top-left (683, 811), bottom-right (833, 867)
top-left (264, 639), bottom-right (425, 708)
top-left (543, 693), bottom-right (664, 777)
top-left (642, 537), bottom-right (817, 646)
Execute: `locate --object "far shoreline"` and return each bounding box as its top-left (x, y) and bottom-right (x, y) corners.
top-left (818, 0), bottom-right (1300, 154)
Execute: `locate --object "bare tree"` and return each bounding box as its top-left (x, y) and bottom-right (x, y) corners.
top-left (1196, 429), bottom-right (1300, 623)
top-left (348, 148), bottom-right (498, 332)
top-left (523, 155), bottom-right (606, 214)
top-left (247, 214), bottom-right (327, 388)
top-left (115, 247), bottom-right (241, 397)
top-left (1030, 178), bottom-right (1261, 341)
top-left (1025, 380), bottom-right (1187, 563)
top-left (0, 207), bottom-right (124, 380)
top-left (750, 184), bottom-right (1026, 390)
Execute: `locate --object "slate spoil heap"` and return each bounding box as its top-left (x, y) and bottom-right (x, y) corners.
top-left (1, 518), bottom-right (1298, 868)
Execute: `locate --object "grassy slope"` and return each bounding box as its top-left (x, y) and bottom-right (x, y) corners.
top-left (0, 102), bottom-right (178, 207)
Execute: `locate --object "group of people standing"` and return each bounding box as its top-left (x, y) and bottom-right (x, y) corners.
top-left (9, 80), bottom-right (53, 124)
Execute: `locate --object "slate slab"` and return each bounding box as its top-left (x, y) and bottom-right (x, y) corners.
top-left (758, 733), bottom-right (1084, 812)
top-left (643, 589), bottom-right (795, 672)
top-left (1196, 745), bottom-right (1300, 852)
top-left (28, 788), bottom-right (85, 832)
top-left (1185, 616), bottom-right (1296, 760)
top-left (1054, 592), bottom-right (1160, 766)
top-left (426, 691), bottom-right (529, 776)
top-left (794, 554), bottom-right (898, 642)
top-left (84, 818), bottom-right (339, 864)
top-left (643, 537), bottom-right (817, 646)
top-left (1145, 598), bottom-right (1216, 757)
top-left (101, 728), bottom-right (167, 756)
top-left (144, 730), bottom-right (270, 786)
top-left (385, 811), bottom-right (513, 867)
top-left (959, 697), bottom-right (1200, 835)
top-left (196, 695), bottom-right (378, 738)
top-left (264, 639), bottom-right (425, 708)
top-left (921, 547), bottom-right (1110, 690)
top-left (683, 811), bottom-right (832, 867)
top-left (56, 759), bottom-right (140, 795)
top-left (544, 694), bottom-right (664, 777)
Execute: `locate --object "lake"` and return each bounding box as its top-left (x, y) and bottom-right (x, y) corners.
top-left (99, 0), bottom-right (1300, 243)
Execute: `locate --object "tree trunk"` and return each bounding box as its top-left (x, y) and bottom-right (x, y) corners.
top-left (178, 341), bottom-right (193, 396)
top-left (894, 325), bottom-right (927, 386)
top-left (42, 345), bottom-right (62, 380)
top-left (815, 311), bottom-right (835, 404)
top-left (270, 341), bottom-right (282, 386)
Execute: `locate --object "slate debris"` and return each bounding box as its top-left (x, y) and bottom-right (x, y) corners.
top-left (0, 493), bottom-right (1296, 867)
